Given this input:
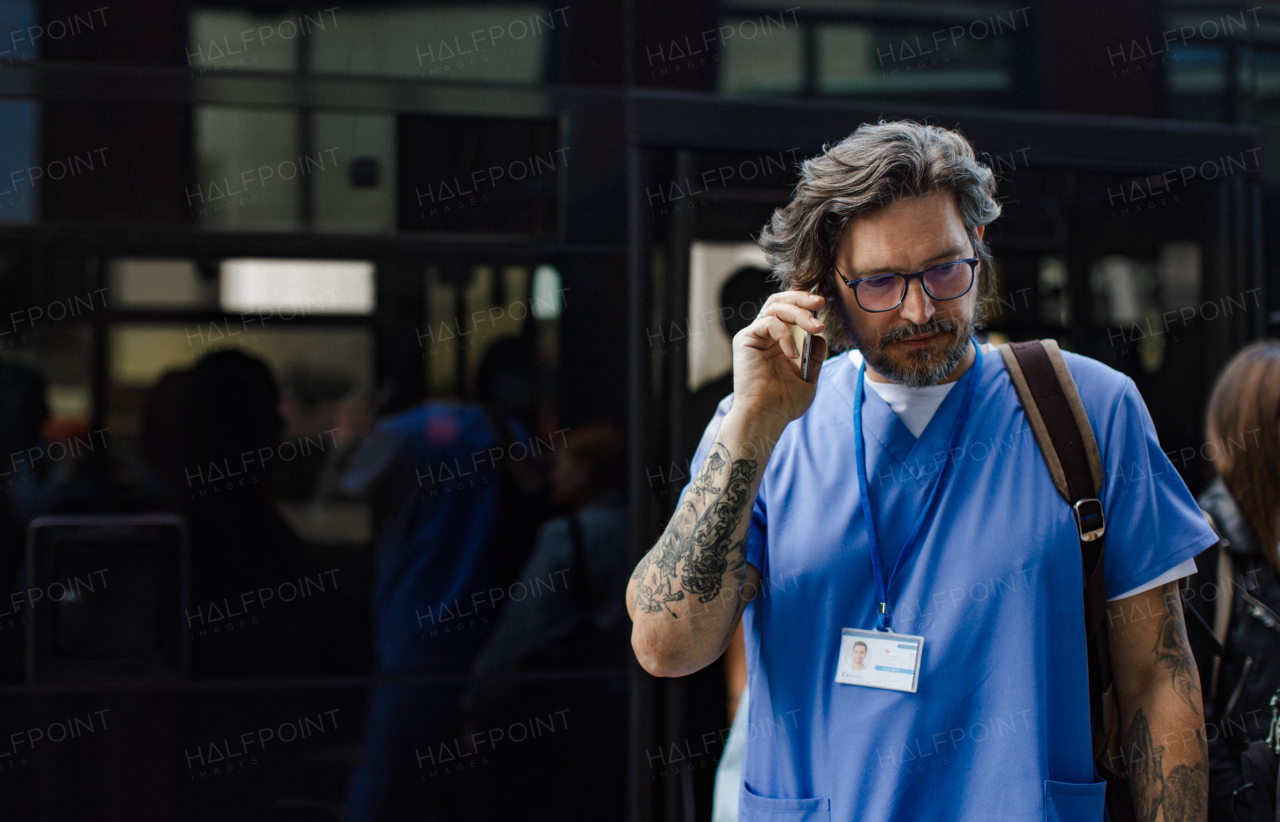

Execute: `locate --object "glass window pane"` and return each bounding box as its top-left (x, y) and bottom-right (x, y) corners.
top-left (0, 0), bottom-right (35, 61)
top-left (219, 259), bottom-right (376, 315)
top-left (718, 15), bottom-right (804, 95)
top-left (187, 8), bottom-right (300, 74)
top-left (817, 23), bottom-right (875, 94)
top-left (531, 264), bottom-right (563, 319)
top-left (1248, 48), bottom-right (1280, 128)
top-left (108, 259), bottom-right (216, 310)
top-left (308, 5), bottom-right (556, 83)
top-left (313, 113), bottom-right (395, 233)
top-left (1168, 44), bottom-right (1228, 120)
top-left (820, 20), bottom-right (1016, 99)
top-left (192, 107), bottom-right (301, 230)
top-left (423, 263), bottom-right (533, 397)
top-left (0, 99), bottom-right (38, 223)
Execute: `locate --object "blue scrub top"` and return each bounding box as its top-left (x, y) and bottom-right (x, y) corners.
top-left (680, 344), bottom-right (1218, 822)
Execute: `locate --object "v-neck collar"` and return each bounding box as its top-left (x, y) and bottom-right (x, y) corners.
top-left (839, 347), bottom-right (982, 490)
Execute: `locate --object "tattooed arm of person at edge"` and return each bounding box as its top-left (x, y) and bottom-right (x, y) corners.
top-left (1108, 581), bottom-right (1208, 822)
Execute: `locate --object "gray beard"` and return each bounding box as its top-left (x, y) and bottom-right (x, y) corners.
top-left (834, 300), bottom-right (976, 388)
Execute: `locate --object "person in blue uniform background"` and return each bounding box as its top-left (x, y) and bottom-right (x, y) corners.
top-left (627, 121), bottom-right (1219, 822)
top-left (342, 336), bottom-right (549, 822)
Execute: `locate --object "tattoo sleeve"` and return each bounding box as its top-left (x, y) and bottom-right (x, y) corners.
top-left (1153, 586), bottom-right (1202, 714)
top-left (1118, 582), bottom-right (1208, 822)
top-left (632, 444), bottom-right (755, 617)
top-left (1163, 746), bottom-right (1208, 822)
top-left (1125, 709), bottom-right (1164, 822)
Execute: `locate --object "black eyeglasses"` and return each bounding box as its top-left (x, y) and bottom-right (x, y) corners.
top-left (835, 258), bottom-right (978, 313)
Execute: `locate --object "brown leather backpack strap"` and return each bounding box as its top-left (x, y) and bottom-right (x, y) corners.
top-left (1006, 339), bottom-right (1111, 695)
top-left (999, 342), bottom-right (1107, 636)
top-left (998, 339), bottom-right (1134, 822)
top-left (998, 343), bottom-right (1071, 502)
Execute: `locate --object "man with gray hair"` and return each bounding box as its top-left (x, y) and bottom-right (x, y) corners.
top-left (627, 121), bottom-right (1216, 821)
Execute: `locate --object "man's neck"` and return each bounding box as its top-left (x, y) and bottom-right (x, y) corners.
top-left (865, 339), bottom-right (976, 385)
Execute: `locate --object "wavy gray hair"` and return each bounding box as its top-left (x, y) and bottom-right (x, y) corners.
top-left (757, 120), bottom-right (1002, 353)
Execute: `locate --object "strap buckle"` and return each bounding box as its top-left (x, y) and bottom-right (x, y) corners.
top-left (1072, 498), bottom-right (1106, 542)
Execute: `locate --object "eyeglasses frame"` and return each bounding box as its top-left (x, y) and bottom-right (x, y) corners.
top-left (833, 257), bottom-right (980, 313)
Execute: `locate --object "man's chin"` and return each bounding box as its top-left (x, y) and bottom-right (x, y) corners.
top-left (870, 332), bottom-right (968, 387)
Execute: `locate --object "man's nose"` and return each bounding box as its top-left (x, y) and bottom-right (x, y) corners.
top-left (898, 278), bottom-right (935, 325)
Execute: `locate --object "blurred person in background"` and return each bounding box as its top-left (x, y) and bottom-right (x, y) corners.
top-left (277, 366), bottom-right (373, 501)
top-left (0, 360), bottom-right (53, 528)
top-left (468, 420), bottom-right (629, 674)
top-left (341, 335), bottom-right (550, 822)
top-left (1183, 340), bottom-right (1280, 821)
top-left (142, 350), bottom-right (324, 677)
top-left (0, 361), bottom-right (52, 682)
top-left (462, 421), bottom-right (629, 818)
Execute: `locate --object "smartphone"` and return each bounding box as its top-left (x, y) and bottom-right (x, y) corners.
top-left (800, 283), bottom-right (823, 380)
top-left (801, 330), bottom-right (815, 381)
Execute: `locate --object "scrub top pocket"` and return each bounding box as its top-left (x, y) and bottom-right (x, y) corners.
top-left (1043, 779), bottom-right (1107, 822)
top-left (740, 783), bottom-right (832, 822)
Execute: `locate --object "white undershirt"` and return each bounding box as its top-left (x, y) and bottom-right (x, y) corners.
top-left (863, 378), bottom-right (956, 438)
top-left (851, 349), bottom-right (1198, 600)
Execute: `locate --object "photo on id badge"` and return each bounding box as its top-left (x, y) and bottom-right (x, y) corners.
top-left (835, 628), bottom-right (923, 693)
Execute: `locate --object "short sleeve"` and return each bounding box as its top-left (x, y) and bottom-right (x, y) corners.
top-left (1100, 378), bottom-right (1219, 598)
top-left (674, 392), bottom-right (768, 574)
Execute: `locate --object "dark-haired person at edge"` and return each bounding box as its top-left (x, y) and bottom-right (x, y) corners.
top-left (1181, 341), bottom-right (1280, 821)
top-left (627, 121), bottom-right (1218, 821)
top-left (341, 336), bottom-right (549, 822)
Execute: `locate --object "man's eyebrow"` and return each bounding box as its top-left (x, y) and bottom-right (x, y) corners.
top-left (849, 246), bottom-right (968, 279)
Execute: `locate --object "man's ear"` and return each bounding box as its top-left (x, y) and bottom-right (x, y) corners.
top-left (976, 225), bottom-right (985, 243)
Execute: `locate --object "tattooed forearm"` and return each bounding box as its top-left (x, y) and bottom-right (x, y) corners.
top-left (1125, 709), bottom-right (1165, 822)
top-left (1163, 746), bottom-right (1208, 822)
top-left (633, 445), bottom-right (755, 616)
top-left (1114, 583), bottom-right (1208, 822)
top-left (1154, 583), bottom-right (1202, 714)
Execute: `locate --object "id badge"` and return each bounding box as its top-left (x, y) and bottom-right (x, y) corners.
top-left (834, 628), bottom-right (923, 693)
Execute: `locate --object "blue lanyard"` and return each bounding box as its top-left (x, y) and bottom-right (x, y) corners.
top-left (853, 338), bottom-right (983, 631)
